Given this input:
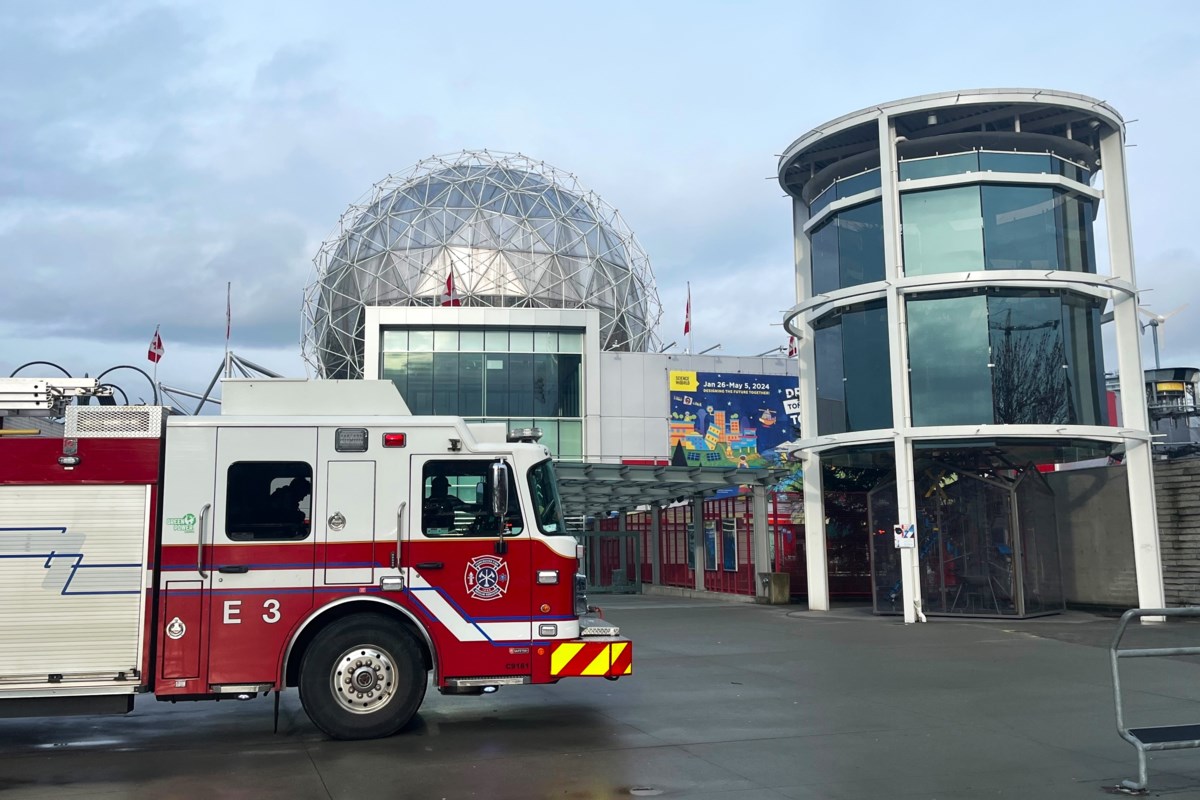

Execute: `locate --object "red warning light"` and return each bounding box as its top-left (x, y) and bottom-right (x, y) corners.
top-left (383, 433), bottom-right (407, 448)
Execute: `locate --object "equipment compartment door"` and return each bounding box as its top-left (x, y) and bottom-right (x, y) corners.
top-left (206, 426), bottom-right (317, 687)
top-left (405, 456), bottom-right (532, 679)
top-left (318, 458), bottom-right (377, 586)
top-left (0, 485), bottom-right (149, 684)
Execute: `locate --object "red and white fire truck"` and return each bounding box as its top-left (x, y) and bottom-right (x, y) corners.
top-left (0, 377), bottom-right (630, 739)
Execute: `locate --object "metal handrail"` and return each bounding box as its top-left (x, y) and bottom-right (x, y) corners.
top-left (1110, 607), bottom-right (1200, 793)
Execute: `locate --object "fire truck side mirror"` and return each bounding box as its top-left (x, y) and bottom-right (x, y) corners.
top-left (489, 461), bottom-right (509, 517)
top-left (489, 461), bottom-right (510, 555)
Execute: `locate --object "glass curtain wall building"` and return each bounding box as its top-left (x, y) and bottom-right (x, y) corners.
top-left (779, 89), bottom-right (1163, 620)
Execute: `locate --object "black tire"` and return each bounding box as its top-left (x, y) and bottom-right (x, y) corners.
top-left (298, 614), bottom-right (427, 740)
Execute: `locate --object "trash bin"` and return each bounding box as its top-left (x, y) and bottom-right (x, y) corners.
top-left (758, 572), bottom-right (790, 605)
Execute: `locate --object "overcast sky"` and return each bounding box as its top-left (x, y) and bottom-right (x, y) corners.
top-left (2, 1), bottom-right (1198, 405)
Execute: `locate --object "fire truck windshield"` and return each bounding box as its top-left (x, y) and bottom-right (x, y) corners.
top-left (528, 459), bottom-right (569, 535)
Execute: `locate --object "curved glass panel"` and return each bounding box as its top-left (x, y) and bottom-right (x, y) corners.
top-left (988, 292), bottom-right (1068, 424)
top-left (907, 294), bottom-right (992, 426)
top-left (901, 187), bottom-right (984, 276)
top-left (899, 152), bottom-right (979, 181)
top-left (813, 301), bottom-right (892, 435)
top-left (979, 152), bottom-right (1053, 175)
top-left (907, 291), bottom-right (1108, 427)
top-left (982, 186), bottom-right (1061, 270)
top-left (808, 168), bottom-right (881, 215)
top-left (903, 186), bottom-right (1097, 276)
top-left (810, 200), bottom-right (885, 295)
top-left (837, 168), bottom-right (881, 199)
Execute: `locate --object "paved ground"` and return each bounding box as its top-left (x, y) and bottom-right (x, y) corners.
top-left (3, 596), bottom-right (1200, 799)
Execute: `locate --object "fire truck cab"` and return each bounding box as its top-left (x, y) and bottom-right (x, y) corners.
top-left (0, 377), bottom-right (630, 740)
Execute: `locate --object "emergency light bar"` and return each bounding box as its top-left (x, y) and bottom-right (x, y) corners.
top-left (507, 427), bottom-right (543, 443)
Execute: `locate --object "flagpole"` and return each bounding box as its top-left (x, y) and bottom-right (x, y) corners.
top-left (687, 282), bottom-right (694, 356)
top-left (224, 281), bottom-right (231, 379)
top-left (152, 324), bottom-right (160, 388)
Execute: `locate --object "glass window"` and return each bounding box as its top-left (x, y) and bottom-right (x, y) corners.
top-left (558, 331), bottom-right (583, 353)
top-left (485, 354), bottom-right (509, 415)
top-left (1059, 195), bottom-right (1096, 273)
top-left (559, 421), bottom-right (583, 460)
top-left (460, 329), bottom-right (485, 351)
top-left (813, 318), bottom-right (846, 435)
top-left (811, 218), bottom-right (840, 296)
top-left (381, 353), bottom-right (408, 399)
top-left (226, 462), bottom-right (313, 542)
top-left (813, 303), bottom-right (892, 435)
top-left (1061, 294), bottom-right (1107, 425)
top-left (381, 330), bottom-right (407, 352)
top-left (987, 293), bottom-right (1068, 424)
top-left (432, 353), bottom-right (461, 415)
top-left (509, 330), bottom-right (534, 352)
top-left (979, 152), bottom-right (1053, 174)
top-left (485, 330), bottom-right (508, 351)
top-left (420, 460), bottom-right (523, 538)
top-left (507, 353), bottom-right (534, 414)
top-left (901, 186), bottom-right (984, 276)
top-left (981, 186), bottom-right (1060, 270)
top-left (809, 183), bottom-right (837, 215)
top-left (899, 152), bottom-right (979, 181)
top-left (532, 353), bottom-right (559, 417)
top-left (841, 303), bottom-right (893, 431)
top-left (534, 331), bottom-right (558, 352)
top-left (459, 353), bottom-right (484, 417)
top-left (434, 330), bottom-right (458, 351)
top-left (837, 201), bottom-right (885, 288)
top-left (837, 168), bottom-right (881, 199)
top-left (405, 352), bottom-right (434, 415)
top-left (409, 330), bottom-right (434, 352)
top-left (534, 420), bottom-right (559, 456)
top-left (557, 354), bottom-right (582, 417)
top-left (528, 459), bottom-right (568, 535)
top-left (907, 294), bottom-right (993, 426)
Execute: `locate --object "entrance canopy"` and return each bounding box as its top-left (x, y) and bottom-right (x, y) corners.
top-left (555, 462), bottom-right (792, 517)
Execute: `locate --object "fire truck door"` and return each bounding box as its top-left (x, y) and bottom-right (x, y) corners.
top-left (406, 456), bottom-right (532, 678)
top-left (317, 453), bottom-right (377, 586)
top-left (206, 426), bottom-right (317, 688)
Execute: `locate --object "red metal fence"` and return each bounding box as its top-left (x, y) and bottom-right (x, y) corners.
top-left (593, 491), bottom-right (870, 598)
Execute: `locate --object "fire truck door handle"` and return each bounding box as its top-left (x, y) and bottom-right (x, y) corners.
top-left (416, 561), bottom-right (444, 570)
top-left (396, 502), bottom-right (406, 565)
top-left (198, 503), bottom-right (211, 579)
top-left (218, 565), bottom-right (249, 574)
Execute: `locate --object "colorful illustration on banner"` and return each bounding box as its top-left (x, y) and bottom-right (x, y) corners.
top-left (668, 371), bottom-right (801, 468)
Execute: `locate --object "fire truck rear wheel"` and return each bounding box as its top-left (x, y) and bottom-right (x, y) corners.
top-left (298, 614), bottom-right (427, 740)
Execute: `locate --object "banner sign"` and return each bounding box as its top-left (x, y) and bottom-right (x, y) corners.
top-left (669, 371), bottom-right (801, 469)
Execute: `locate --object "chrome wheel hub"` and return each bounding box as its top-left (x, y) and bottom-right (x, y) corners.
top-left (331, 645), bottom-right (396, 714)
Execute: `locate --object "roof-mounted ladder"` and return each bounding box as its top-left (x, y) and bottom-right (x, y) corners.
top-left (0, 377), bottom-right (112, 417)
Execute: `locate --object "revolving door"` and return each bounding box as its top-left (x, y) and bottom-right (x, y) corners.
top-left (867, 462), bottom-right (1063, 618)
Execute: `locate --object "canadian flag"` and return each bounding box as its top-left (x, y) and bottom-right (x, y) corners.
top-left (787, 336), bottom-right (797, 358)
top-left (147, 327), bottom-right (164, 363)
top-left (440, 271), bottom-right (461, 307)
top-left (683, 284), bottom-right (691, 336)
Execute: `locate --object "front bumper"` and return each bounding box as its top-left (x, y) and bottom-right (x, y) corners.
top-left (547, 637), bottom-right (632, 679)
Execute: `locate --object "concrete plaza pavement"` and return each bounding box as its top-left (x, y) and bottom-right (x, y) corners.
top-left (2, 595), bottom-right (1200, 798)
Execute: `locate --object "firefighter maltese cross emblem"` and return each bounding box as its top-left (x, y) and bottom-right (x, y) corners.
top-left (464, 555), bottom-right (509, 601)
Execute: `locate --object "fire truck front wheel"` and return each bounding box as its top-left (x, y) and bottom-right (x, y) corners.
top-left (298, 614), bottom-right (428, 740)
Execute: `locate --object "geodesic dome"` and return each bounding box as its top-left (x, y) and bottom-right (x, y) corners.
top-left (302, 150), bottom-right (663, 378)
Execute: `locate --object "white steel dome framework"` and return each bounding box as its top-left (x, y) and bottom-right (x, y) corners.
top-left (303, 150), bottom-right (663, 378)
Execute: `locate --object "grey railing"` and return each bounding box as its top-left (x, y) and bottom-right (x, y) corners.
top-left (1110, 607), bottom-right (1200, 793)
